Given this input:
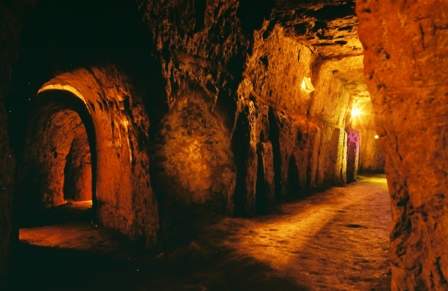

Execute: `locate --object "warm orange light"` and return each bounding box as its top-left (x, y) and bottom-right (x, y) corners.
top-left (300, 77), bottom-right (314, 94)
top-left (374, 134), bottom-right (380, 140)
top-left (37, 84), bottom-right (89, 107)
top-left (351, 107), bottom-right (362, 118)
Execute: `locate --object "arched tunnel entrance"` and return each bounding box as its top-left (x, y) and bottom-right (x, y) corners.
top-left (13, 65), bottom-right (159, 252)
top-left (17, 90), bottom-right (97, 228)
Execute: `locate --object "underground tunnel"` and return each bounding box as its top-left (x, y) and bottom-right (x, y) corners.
top-left (18, 90), bottom-right (95, 225)
top-left (0, 0), bottom-right (447, 290)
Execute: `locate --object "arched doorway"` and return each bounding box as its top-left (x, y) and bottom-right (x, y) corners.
top-left (17, 90), bottom-right (97, 226)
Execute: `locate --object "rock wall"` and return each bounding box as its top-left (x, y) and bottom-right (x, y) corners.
top-left (139, 0), bottom-right (246, 117)
top-left (139, 0), bottom-right (250, 224)
top-left (357, 0), bottom-right (448, 289)
top-left (358, 128), bottom-right (384, 172)
top-left (309, 57), bottom-right (356, 186)
top-left (151, 89), bottom-right (236, 245)
top-left (137, 0), bottom-right (363, 227)
top-left (236, 24), bottom-right (317, 213)
top-left (235, 24), bottom-right (361, 215)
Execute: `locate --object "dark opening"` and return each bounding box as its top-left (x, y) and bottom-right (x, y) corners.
top-left (255, 145), bottom-right (269, 214)
top-left (232, 108), bottom-right (251, 216)
top-left (62, 119), bottom-right (93, 203)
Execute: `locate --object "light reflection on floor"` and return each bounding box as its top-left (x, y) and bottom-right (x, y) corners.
top-left (19, 199), bottom-right (106, 250)
top-left (214, 175), bottom-right (391, 289)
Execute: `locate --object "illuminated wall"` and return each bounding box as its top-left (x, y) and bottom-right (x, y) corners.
top-left (28, 67), bottom-right (159, 245)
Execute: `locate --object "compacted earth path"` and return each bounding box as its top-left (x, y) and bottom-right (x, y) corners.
top-left (215, 175), bottom-right (391, 290)
top-left (14, 175), bottom-right (390, 291)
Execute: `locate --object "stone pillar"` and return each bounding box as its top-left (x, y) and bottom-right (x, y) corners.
top-left (346, 130), bottom-right (360, 182)
top-left (357, 1), bottom-right (448, 289)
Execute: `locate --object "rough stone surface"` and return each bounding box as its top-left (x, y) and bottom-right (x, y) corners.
top-left (30, 67), bottom-right (159, 245)
top-left (151, 90), bottom-right (236, 244)
top-left (234, 24), bottom-right (366, 216)
top-left (139, 0), bottom-right (246, 113)
top-left (357, 0), bottom-right (448, 289)
top-left (273, 0), bottom-right (362, 58)
top-left (236, 24), bottom-right (317, 210)
top-left (152, 91), bottom-right (235, 208)
top-left (20, 109), bottom-right (91, 208)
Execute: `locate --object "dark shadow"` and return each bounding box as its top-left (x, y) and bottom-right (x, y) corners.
top-left (238, 0), bottom-right (275, 35)
top-left (6, 0), bottom-right (165, 153)
top-left (256, 146), bottom-right (269, 214)
top-left (268, 107), bottom-right (282, 199)
top-left (9, 228), bottom-right (309, 291)
top-left (232, 108), bottom-right (251, 216)
top-left (346, 129), bottom-right (360, 183)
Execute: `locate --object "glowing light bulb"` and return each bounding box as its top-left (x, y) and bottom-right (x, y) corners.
top-left (374, 134), bottom-right (380, 140)
top-left (301, 77), bottom-right (314, 94)
top-left (351, 107), bottom-right (362, 118)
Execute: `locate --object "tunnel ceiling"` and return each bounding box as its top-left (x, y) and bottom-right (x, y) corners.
top-left (271, 0), bottom-right (368, 109)
top-left (272, 0), bottom-right (361, 58)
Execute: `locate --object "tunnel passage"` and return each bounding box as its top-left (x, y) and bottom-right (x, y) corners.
top-left (28, 108), bottom-right (92, 207)
top-left (0, 0), bottom-right (403, 290)
top-left (17, 91), bottom-right (96, 225)
top-left (10, 66), bottom-right (159, 246)
top-left (63, 127), bottom-right (92, 203)
top-left (151, 90), bottom-right (236, 245)
top-left (346, 129), bottom-right (360, 182)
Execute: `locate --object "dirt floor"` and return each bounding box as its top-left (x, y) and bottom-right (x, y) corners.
top-left (10, 175), bottom-right (391, 291)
